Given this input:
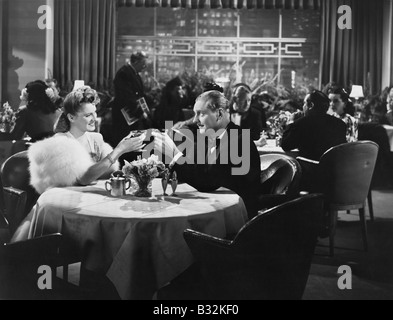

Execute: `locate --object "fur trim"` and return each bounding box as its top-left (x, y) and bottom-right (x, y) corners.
top-left (28, 136), bottom-right (94, 194)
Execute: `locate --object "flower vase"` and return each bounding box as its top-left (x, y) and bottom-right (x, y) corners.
top-left (133, 176), bottom-right (153, 197)
top-left (275, 134), bottom-right (282, 147)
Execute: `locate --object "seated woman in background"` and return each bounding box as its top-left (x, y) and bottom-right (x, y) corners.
top-left (328, 87), bottom-right (359, 142)
top-left (28, 86), bottom-right (144, 194)
top-left (0, 80), bottom-right (62, 142)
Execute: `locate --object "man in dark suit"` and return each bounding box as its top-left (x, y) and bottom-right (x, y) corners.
top-left (112, 51), bottom-right (150, 147)
top-left (229, 84), bottom-right (264, 141)
top-left (153, 90), bottom-right (262, 218)
top-left (281, 90), bottom-right (347, 161)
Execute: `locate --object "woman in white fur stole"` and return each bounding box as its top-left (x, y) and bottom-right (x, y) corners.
top-left (29, 86), bottom-right (144, 194)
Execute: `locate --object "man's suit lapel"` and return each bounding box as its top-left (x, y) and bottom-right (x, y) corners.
top-left (206, 123), bottom-right (236, 165)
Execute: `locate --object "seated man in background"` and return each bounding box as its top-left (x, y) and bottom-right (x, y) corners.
top-left (229, 84), bottom-right (265, 142)
top-left (281, 90), bottom-right (347, 161)
top-left (174, 83), bottom-right (267, 147)
top-left (153, 90), bottom-right (262, 218)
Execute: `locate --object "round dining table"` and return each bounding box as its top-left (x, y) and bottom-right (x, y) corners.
top-left (258, 139), bottom-right (299, 158)
top-left (27, 179), bottom-right (248, 300)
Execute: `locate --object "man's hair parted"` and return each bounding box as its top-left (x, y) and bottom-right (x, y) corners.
top-left (196, 90), bottom-right (229, 112)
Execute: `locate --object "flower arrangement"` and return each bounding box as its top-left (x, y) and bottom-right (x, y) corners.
top-left (0, 102), bottom-right (16, 133)
top-left (266, 110), bottom-right (294, 139)
top-left (122, 155), bottom-right (167, 197)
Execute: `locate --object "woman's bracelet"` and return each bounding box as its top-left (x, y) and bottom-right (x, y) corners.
top-left (106, 154), bottom-right (116, 166)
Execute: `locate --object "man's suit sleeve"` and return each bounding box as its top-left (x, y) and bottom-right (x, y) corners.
top-left (173, 161), bottom-right (221, 192)
top-left (281, 121), bottom-right (302, 152)
top-left (114, 69), bottom-right (143, 118)
top-left (251, 109), bottom-right (264, 141)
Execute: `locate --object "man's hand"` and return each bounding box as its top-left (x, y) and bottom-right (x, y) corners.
top-left (152, 131), bottom-right (181, 161)
top-left (254, 131), bottom-right (267, 147)
top-left (172, 121), bottom-right (186, 130)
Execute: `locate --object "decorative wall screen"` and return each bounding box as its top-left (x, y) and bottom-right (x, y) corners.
top-left (117, 7), bottom-right (320, 88)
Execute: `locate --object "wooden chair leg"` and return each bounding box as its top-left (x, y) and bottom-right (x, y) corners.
top-left (329, 210), bottom-right (338, 257)
top-left (367, 190), bottom-right (374, 222)
top-left (359, 206), bottom-right (368, 252)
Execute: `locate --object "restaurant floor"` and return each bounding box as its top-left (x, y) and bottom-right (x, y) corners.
top-left (61, 188), bottom-right (393, 301)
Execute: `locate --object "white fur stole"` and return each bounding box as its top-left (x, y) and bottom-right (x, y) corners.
top-left (28, 136), bottom-right (94, 194)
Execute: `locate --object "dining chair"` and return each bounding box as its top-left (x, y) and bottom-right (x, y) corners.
top-left (181, 194), bottom-right (324, 300)
top-left (358, 122), bottom-right (392, 190)
top-left (297, 141), bottom-right (379, 256)
top-left (0, 182), bottom-right (65, 299)
top-left (258, 154), bottom-right (302, 209)
top-left (1, 151), bottom-right (39, 221)
top-left (0, 171), bottom-right (74, 283)
top-left (358, 123), bottom-right (393, 220)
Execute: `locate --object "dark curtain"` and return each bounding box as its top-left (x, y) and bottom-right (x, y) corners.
top-left (319, 0), bottom-right (384, 95)
top-left (117, 0), bottom-right (321, 9)
top-left (54, 0), bottom-right (117, 92)
top-left (0, 0), bottom-right (6, 102)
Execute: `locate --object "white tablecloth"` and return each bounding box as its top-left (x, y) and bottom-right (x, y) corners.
top-left (383, 125), bottom-right (393, 152)
top-left (258, 139), bottom-right (299, 158)
top-left (258, 139), bottom-right (285, 155)
top-left (28, 179), bottom-right (248, 300)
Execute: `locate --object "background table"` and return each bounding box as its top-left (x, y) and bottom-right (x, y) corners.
top-left (28, 179), bottom-right (248, 299)
top-left (258, 139), bottom-right (299, 158)
top-left (383, 125), bottom-right (393, 152)
top-left (257, 139), bottom-right (284, 155)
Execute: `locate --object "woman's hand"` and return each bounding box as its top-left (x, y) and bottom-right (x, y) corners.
top-left (116, 135), bottom-right (145, 155)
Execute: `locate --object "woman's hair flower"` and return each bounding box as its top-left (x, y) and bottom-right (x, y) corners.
top-left (73, 86), bottom-right (100, 106)
top-left (20, 88), bottom-right (28, 102)
top-left (45, 87), bottom-right (60, 104)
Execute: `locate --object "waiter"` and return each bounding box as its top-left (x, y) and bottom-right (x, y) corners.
top-left (112, 51), bottom-right (151, 147)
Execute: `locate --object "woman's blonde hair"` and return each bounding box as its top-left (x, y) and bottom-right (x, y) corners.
top-left (54, 86), bottom-right (100, 133)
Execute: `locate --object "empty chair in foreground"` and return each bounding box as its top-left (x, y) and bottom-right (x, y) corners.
top-left (182, 194), bottom-right (324, 300)
top-left (1, 151), bottom-right (38, 230)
